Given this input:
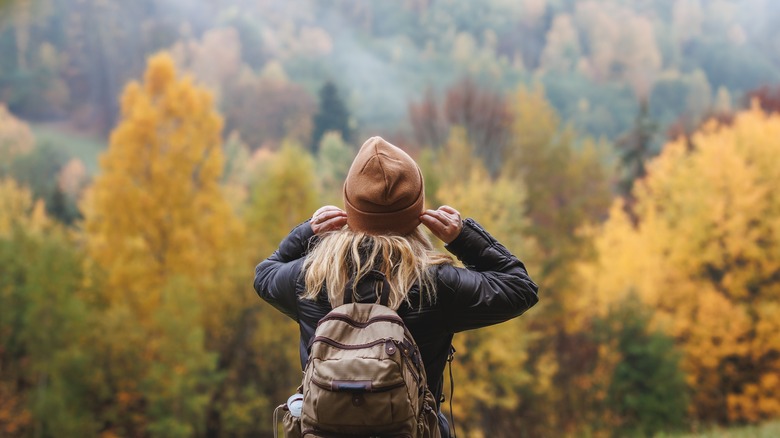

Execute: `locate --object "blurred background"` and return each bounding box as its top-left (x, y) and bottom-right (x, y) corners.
top-left (1, 0), bottom-right (780, 437)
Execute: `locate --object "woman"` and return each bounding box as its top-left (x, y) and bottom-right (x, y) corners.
top-left (254, 136), bottom-right (539, 437)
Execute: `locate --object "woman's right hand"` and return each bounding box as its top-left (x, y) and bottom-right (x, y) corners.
top-left (420, 205), bottom-right (463, 244)
top-left (310, 205), bottom-right (348, 235)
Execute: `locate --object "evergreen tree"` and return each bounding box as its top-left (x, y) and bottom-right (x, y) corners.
top-left (310, 81), bottom-right (351, 152)
top-left (616, 99), bottom-right (658, 203)
top-left (593, 295), bottom-right (689, 437)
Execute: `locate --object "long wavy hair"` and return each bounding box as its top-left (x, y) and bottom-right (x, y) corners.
top-left (302, 227), bottom-right (453, 310)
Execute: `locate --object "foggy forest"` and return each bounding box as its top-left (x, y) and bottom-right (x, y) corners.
top-left (2, 0), bottom-right (780, 437)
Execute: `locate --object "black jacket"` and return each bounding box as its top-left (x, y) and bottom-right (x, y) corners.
top-left (253, 217), bottom-right (539, 409)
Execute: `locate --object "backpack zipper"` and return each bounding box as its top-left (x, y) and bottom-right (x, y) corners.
top-left (310, 378), bottom-right (406, 393)
top-left (311, 336), bottom-right (395, 351)
top-left (401, 353), bottom-right (421, 387)
top-left (317, 314), bottom-right (405, 329)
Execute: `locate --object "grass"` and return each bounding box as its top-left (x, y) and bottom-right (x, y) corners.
top-left (655, 421), bottom-right (780, 438)
top-left (30, 123), bottom-right (106, 174)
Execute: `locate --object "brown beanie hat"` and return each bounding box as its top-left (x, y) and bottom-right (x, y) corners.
top-left (343, 136), bottom-right (425, 235)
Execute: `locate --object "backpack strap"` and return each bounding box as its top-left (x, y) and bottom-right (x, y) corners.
top-left (447, 345), bottom-right (457, 438)
top-left (343, 270), bottom-right (391, 306)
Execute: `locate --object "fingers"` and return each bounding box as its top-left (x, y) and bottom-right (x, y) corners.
top-left (423, 206), bottom-right (461, 228)
top-left (419, 213), bottom-right (441, 230)
top-left (313, 205), bottom-right (343, 219)
top-left (311, 205), bottom-right (347, 234)
top-left (439, 205), bottom-right (461, 216)
top-left (419, 205), bottom-right (463, 244)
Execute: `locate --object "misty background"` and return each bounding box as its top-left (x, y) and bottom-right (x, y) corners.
top-left (3, 0), bottom-right (780, 146)
top-left (2, 1), bottom-right (780, 437)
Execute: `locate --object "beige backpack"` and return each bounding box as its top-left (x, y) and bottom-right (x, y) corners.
top-left (277, 274), bottom-right (441, 438)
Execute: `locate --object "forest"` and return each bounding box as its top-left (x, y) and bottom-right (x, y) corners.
top-left (1, 0), bottom-right (780, 437)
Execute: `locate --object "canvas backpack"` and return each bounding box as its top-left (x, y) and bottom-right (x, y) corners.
top-left (278, 271), bottom-right (441, 438)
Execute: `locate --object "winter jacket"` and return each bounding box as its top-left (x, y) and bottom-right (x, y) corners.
top-left (253, 218), bottom-right (539, 431)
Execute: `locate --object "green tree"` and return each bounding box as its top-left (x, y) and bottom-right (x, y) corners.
top-left (241, 140), bottom-right (320, 433)
top-left (246, 139), bottom-right (319, 253)
top-left (310, 81), bottom-right (351, 152)
top-left (616, 99), bottom-right (658, 204)
top-left (592, 295), bottom-right (689, 437)
top-left (0, 178), bottom-right (97, 437)
top-left (8, 142), bottom-right (76, 223)
top-left (143, 277), bottom-right (218, 438)
top-left (316, 131), bottom-right (353, 204)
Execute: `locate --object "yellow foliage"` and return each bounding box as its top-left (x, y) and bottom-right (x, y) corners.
top-left (578, 105), bottom-right (780, 423)
top-left (82, 51), bottom-right (244, 317)
top-left (429, 127), bottom-right (533, 256)
top-left (426, 128), bottom-right (538, 432)
top-left (246, 139), bottom-right (319, 256)
top-left (0, 178), bottom-right (51, 237)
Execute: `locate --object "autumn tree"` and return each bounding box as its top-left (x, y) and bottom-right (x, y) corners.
top-left (170, 27), bottom-right (243, 103)
top-left (223, 65), bottom-right (315, 150)
top-left (746, 84), bottom-right (780, 115)
top-left (500, 85), bottom-right (614, 435)
top-left (408, 87), bottom-right (447, 150)
top-left (422, 128), bottom-right (536, 436)
top-left (539, 14), bottom-right (582, 74)
top-left (0, 178), bottom-right (99, 437)
top-left (578, 104), bottom-right (780, 425)
top-left (409, 78), bottom-right (511, 173)
top-left (84, 51), bottom-right (241, 310)
top-left (572, 1), bottom-right (662, 96)
top-left (503, 85), bottom-right (612, 295)
top-left (81, 52), bottom-right (244, 435)
top-left (240, 140), bottom-right (320, 432)
top-left (444, 77), bottom-right (511, 172)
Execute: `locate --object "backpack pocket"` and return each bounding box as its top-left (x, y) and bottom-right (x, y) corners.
top-left (417, 390), bottom-right (442, 438)
top-left (302, 354), bottom-right (418, 434)
top-left (282, 409), bottom-right (302, 438)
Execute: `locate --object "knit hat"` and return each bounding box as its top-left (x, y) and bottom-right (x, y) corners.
top-left (343, 136), bottom-right (425, 235)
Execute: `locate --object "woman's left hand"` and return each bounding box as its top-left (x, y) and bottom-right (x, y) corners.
top-left (420, 205), bottom-right (463, 244)
top-left (310, 205), bottom-right (348, 235)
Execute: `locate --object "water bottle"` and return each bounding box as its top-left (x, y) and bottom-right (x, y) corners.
top-left (287, 393), bottom-right (304, 418)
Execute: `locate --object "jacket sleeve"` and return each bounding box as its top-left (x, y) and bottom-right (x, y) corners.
top-left (438, 218), bottom-right (539, 333)
top-left (253, 221), bottom-right (317, 322)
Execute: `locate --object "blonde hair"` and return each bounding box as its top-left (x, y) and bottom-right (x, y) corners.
top-left (302, 227), bottom-right (453, 310)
